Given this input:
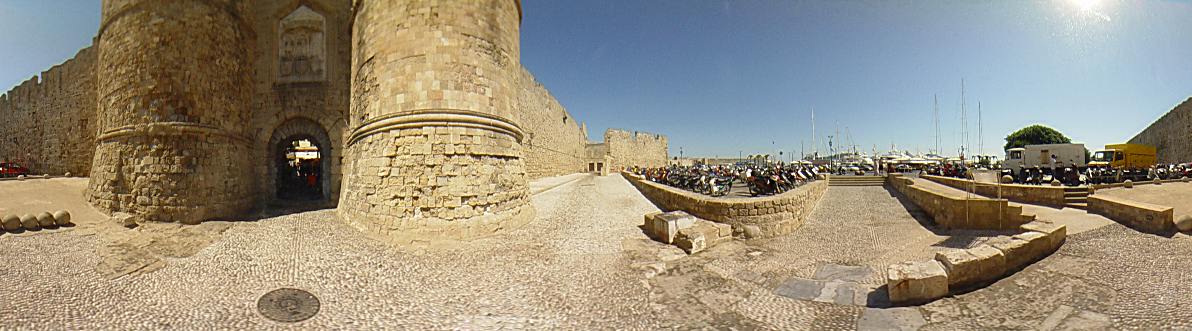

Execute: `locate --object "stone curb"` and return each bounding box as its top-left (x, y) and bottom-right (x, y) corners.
top-left (888, 221), bottom-right (1067, 306)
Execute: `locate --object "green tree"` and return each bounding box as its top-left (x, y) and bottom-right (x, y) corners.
top-left (1003, 125), bottom-right (1072, 151)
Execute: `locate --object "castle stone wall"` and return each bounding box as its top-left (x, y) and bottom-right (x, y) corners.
top-left (0, 47), bottom-right (97, 176)
top-left (88, 0), bottom-right (258, 223)
top-left (605, 129), bottom-right (668, 172)
top-left (340, 0), bottom-right (533, 241)
top-left (513, 67), bottom-right (588, 179)
top-left (1129, 97), bottom-right (1192, 164)
top-left (0, 0), bottom-right (669, 237)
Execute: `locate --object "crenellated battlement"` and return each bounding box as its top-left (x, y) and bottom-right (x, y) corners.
top-left (1, 46), bottom-right (95, 109)
top-left (602, 128), bottom-right (668, 170)
top-left (0, 44), bottom-right (97, 175)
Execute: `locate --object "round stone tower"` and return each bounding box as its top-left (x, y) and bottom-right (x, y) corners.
top-left (88, 0), bottom-right (257, 223)
top-left (341, 0), bottom-right (532, 241)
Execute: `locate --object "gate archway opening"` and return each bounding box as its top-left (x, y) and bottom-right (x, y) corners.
top-left (266, 117), bottom-right (334, 206)
top-left (276, 138), bottom-right (323, 201)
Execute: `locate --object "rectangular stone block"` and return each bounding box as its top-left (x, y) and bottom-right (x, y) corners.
top-left (887, 260), bottom-right (949, 305)
top-left (934, 245), bottom-right (1006, 289)
top-left (650, 211), bottom-right (696, 244)
top-left (643, 212), bottom-right (662, 239)
top-left (1019, 221), bottom-right (1067, 252)
top-left (675, 229), bottom-right (706, 254)
top-left (713, 222), bottom-right (732, 239)
top-left (990, 232), bottom-right (1049, 271)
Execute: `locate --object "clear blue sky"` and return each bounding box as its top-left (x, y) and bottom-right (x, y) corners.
top-left (3, 1), bottom-right (1190, 159)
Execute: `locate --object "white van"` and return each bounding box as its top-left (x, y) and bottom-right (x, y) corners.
top-left (1004, 143), bottom-right (1086, 173)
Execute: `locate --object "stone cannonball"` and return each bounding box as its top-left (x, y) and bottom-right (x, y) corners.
top-left (64, 172), bottom-right (72, 177)
top-left (41, 174), bottom-right (49, 179)
top-left (1176, 215), bottom-right (1192, 233)
top-left (1124, 180), bottom-right (1133, 188)
top-left (52, 210), bottom-right (72, 226)
top-left (19, 214), bottom-right (39, 230)
top-left (1, 215), bottom-right (20, 231)
top-left (16, 175), bottom-right (25, 180)
top-left (1154, 178), bottom-right (1162, 185)
top-left (36, 212), bottom-right (55, 228)
top-left (1001, 175), bottom-right (1014, 184)
top-left (1050, 180), bottom-right (1062, 186)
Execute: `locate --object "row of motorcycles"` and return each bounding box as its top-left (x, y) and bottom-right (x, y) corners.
top-left (1007, 163), bottom-right (1191, 186)
top-left (742, 165), bottom-right (822, 196)
top-left (638, 166), bottom-right (736, 197)
top-left (637, 164), bottom-right (823, 197)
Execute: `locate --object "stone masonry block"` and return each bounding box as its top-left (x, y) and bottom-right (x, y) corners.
top-left (642, 212), bottom-right (662, 238)
top-left (934, 245), bottom-right (1006, 289)
top-left (674, 228), bottom-right (706, 254)
top-left (1019, 222), bottom-right (1067, 252)
top-left (991, 232), bottom-right (1050, 271)
top-left (713, 222), bottom-right (732, 239)
top-left (887, 260), bottom-right (949, 305)
top-left (650, 211), bottom-right (696, 244)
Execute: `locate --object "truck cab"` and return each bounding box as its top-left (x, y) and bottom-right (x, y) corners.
top-left (1089, 150), bottom-right (1122, 168)
top-left (1004, 148), bottom-right (1025, 172)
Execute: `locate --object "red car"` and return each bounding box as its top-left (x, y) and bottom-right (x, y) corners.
top-left (0, 162), bottom-right (29, 178)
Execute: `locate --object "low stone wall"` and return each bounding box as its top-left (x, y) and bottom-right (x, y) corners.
top-left (1091, 178), bottom-right (1189, 191)
top-left (887, 175), bottom-right (1033, 230)
top-left (888, 221), bottom-right (1067, 306)
top-left (622, 172), bottom-right (827, 238)
top-left (1087, 194), bottom-right (1175, 234)
top-left (922, 175), bottom-right (1068, 208)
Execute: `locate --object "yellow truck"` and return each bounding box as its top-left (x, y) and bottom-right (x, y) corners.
top-left (1089, 144), bottom-right (1156, 169)
top-left (1087, 144), bottom-right (1156, 183)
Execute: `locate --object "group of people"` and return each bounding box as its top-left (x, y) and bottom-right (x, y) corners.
top-left (632, 162), bottom-right (825, 197)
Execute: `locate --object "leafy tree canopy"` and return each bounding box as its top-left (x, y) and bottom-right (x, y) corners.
top-left (1004, 124), bottom-right (1072, 151)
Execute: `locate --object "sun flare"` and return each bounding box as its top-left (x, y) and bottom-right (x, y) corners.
top-left (1071, 0), bottom-right (1100, 11)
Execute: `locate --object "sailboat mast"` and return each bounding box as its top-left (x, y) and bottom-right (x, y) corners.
top-left (978, 101), bottom-right (983, 157)
top-left (960, 78), bottom-right (967, 159)
top-left (934, 94), bottom-right (940, 155)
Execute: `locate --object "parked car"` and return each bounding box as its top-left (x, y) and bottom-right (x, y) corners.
top-left (0, 162), bottom-right (29, 178)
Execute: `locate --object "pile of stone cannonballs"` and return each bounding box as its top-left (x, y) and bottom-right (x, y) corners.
top-left (1, 210), bottom-right (71, 232)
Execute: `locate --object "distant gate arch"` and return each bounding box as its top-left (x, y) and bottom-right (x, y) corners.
top-left (266, 117), bottom-right (334, 204)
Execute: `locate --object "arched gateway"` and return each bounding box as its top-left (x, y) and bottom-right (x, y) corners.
top-left (266, 117), bottom-right (334, 205)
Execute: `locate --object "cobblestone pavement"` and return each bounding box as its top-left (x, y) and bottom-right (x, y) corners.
top-left (2, 176), bottom-right (1191, 329)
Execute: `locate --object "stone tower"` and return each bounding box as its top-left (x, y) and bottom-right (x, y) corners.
top-left (340, 0), bottom-right (533, 241)
top-left (88, 0), bottom-right (258, 223)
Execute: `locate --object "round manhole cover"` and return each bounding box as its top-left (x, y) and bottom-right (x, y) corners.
top-left (257, 288), bottom-right (320, 322)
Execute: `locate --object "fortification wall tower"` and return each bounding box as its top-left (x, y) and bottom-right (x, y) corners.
top-left (88, 0), bottom-right (258, 223)
top-left (340, 0), bottom-right (532, 240)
